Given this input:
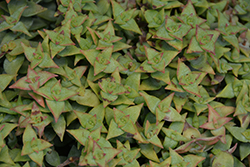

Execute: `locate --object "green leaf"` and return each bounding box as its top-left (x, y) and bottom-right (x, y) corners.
top-left (10, 22), bottom-right (31, 37)
top-left (0, 21), bottom-right (12, 32)
top-left (169, 148), bottom-right (184, 165)
top-left (225, 125), bottom-right (249, 142)
top-left (239, 143), bottom-right (250, 160)
top-left (22, 124), bottom-right (37, 143)
top-left (0, 145), bottom-right (15, 164)
top-left (140, 144), bottom-right (159, 162)
top-left (46, 100), bottom-right (65, 123)
top-left (183, 154), bottom-right (205, 167)
top-left (49, 42), bottom-right (65, 59)
top-left (162, 127), bottom-right (188, 142)
top-left (45, 150), bottom-right (60, 167)
top-left (106, 119), bottom-right (124, 140)
top-left (28, 151), bottom-right (44, 167)
top-left (51, 115), bottom-right (66, 141)
top-left (212, 151), bottom-right (234, 167)
top-left (187, 36), bottom-right (203, 53)
top-left (0, 74), bottom-right (15, 92)
top-left (22, 1), bottom-right (47, 17)
top-left (223, 35), bottom-right (239, 52)
top-left (3, 55), bottom-right (24, 74)
top-left (139, 91), bottom-right (160, 114)
top-left (111, 0), bottom-right (125, 18)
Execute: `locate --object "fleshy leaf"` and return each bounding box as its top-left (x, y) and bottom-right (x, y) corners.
top-left (212, 151), bottom-right (234, 167)
top-left (46, 100), bottom-right (65, 123)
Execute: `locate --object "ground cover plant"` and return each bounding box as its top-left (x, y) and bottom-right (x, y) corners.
top-left (0, 0), bottom-right (250, 166)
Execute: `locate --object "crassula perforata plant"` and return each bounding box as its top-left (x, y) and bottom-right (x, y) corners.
top-left (1, 0), bottom-right (250, 166)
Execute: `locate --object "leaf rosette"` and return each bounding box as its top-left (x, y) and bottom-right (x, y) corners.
top-left (35, 78), bottom-right (77, 122)
top-left (153, 16), bottom-right (191, 50)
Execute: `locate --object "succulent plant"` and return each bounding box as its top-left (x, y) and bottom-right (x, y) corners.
top-left (0, 0), bottom-right (250, 166)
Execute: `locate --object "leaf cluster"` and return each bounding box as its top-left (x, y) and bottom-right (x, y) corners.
top-left (0, 0), bottom-right (250, 166)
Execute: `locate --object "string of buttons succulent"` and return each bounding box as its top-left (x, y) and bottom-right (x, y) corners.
top-left (0, 0), bottom-right (250, 166)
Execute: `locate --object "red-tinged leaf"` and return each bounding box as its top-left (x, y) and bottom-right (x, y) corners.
top-left (162, 107), bottom-right (184, 122)
top-left (121, 119), bottom-right (138, 135)
top-left (106, 120), bottom-right (124, 140)
top-left (67, 128), bottom-right (90, 145)
top-left (182, 84), bottom-right (201, 97)
top-left (139, 91), bottom-right (161, 114)
top-left (211, 126), bottom-right (227, 143)
top-left (44, 29), bottom-right (59, 43)
top-left (103, 20), bottom-right (116, 36)
top-left (0, 21), bottom-right (13, 32)
top-left (46, 99), bottom-right (65, 122)
top-left (167, 38), bottom-right (183, 51)
top-left (8, 6), bottom-right (28, 21)
top-left (81, 49), bottom-right (99, 65)
top-left (73, 66), bottom-right (87, 79)
top-left (33, 115), bottom-right (53, 139)
top-left (150, 157), bottom-right (171, 167)
top-left (181, 0), bottom-right (197, 16)
top-left (165, 77), bottom-right (186, 93)
top-left (28, 151), bottom-right (44, 167)
top-left (207, 104), bottom-right (221, 122)
top-left (10, 21), bottom-right (32, 37)
top-left (140, 143), bottom-right (160, 162)
top-left (199, 121), bottom-right (215, 130)
top-left (120, 19), bottom-right (142, 35)
top-left (183, 154), bottom-right (205, 167)
top-left (154, 25), bottom-right (175, 41)
top-left (35, 86), bottom-right (54, 101)
top-left (51, 80), bottom-right (77, 101)
top-left (200, 104), bottom-right (232, 130)
top-left (87, 27), bottom-right (99, 45)
top-left (39, 52), bottom-right (59, 69)
top-left (94, 61), bottom-right (108, 76)
top-left (101, 91), bottom-right (118, 107)
top-left (162, 128), bottom-right (188, 142)
top-left (11, 104), bottom-right (30, 116)
top-left (174, 140), bottom-right (197, 154)
top-left (162, 50), bottom-right (179, 67)
top-left (177, 59), bottom-right (191, 80)
top-left (159, 93), bottom-right (175, 111)
top-left (22, 142), bottom-right (35, 157)
top-left (30, 138), bottom-right (52, 152)
top-left (179, 132), bottom-right (222, 151)
top-left (196, 26), bottom-right (220, 54)
top-left (216, 117), bottom-right (232, 128)
top-left (36, 71), bottom-right (58, 86)
top-left (223, 35), bottom-right (239, 52)
top-left (29, 102), bottom-right (45, 122)
top-left (187, 36), bottom-right (204, 53)
top-left (102, 147), bottom-right (122, 163)
top-left (22, 124), bottom-right (37, 144)
top-left (147, 134), bottom-right (163, 148)
top-left (50, 42), bottom-right (65, 58)
top-left (111, 0), bottom-right (125, 18)
top-left (144, 45), bottom-right (159, 61)
top-left (169, 148), bottom-right (184, 165)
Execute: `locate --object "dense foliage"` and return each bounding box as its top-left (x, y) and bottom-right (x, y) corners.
top-left (0, 0), bottom-right (250, 166)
